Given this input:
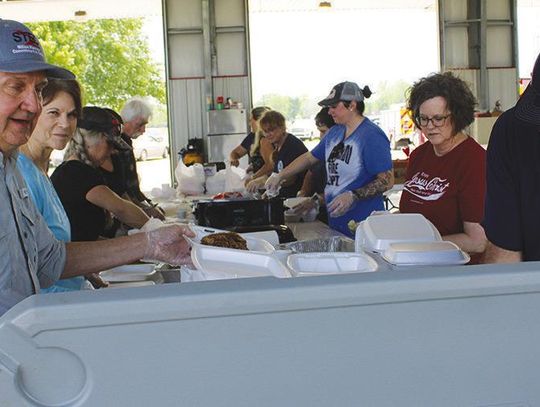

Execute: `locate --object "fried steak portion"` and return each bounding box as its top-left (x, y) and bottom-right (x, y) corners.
top-left (200, 232), bottom-right (248, 250)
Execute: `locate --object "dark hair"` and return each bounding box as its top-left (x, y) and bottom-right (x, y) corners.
top-left (259, 110), bottom-right (286, 129)
top-left (251, 106), bottom-right (271, 121)
top-left (315, 107), bottom-right (335, 128)
top-left (406, 72), bottom-right (476, 134)
top-left (42, 79), bottom-right (83, 118)
top-left (343, 85), bottom-right (372, 115)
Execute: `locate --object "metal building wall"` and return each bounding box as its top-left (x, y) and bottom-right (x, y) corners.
top-left (163, 0), bottom-right (250, 172)
top-left (439, 0), bottom-right (518, 112)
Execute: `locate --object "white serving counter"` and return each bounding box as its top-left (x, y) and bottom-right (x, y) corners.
top-left (3, 261), bottom-right (540, 405)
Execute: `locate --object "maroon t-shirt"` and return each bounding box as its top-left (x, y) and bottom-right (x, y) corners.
top-left (399, 137), bottom-right (486, 238)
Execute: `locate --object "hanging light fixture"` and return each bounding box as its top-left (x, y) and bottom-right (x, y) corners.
top-left (318, 1), bottom-right (332, 9)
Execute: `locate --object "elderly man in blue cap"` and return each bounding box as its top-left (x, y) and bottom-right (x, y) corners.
top-left (483, 52), bottom-right (540, 263)
top-left (0, 19), bottom-right (194, 316)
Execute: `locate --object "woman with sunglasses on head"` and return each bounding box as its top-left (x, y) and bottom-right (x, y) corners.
top-left (399, 72), bottom-right (487, 262)
top-left (51, 106), bottom-right (150, 243)
top-left (246, 110), bottom-right (308, 197)
top-left (229, 106), bottom-right (271, 172)
top-left (265, 81), bottom-right (393, 237)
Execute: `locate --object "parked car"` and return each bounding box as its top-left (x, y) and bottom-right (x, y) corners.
top-left (290, 126), bottom-right (314, 140)
top-left (132, 129), bottom-right (169, 161)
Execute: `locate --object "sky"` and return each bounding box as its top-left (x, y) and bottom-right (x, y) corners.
top-left (249, 7), bottom-right (439, 101)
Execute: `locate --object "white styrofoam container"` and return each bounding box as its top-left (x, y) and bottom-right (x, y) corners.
top-left (283, 197), bottom-right (310, 209)
top-left (355, 213), bottom-right (442, 253)
top-left (189, 225), bottom-right (275, 253)
top-left (106, 280), bottom-right (156, 288)
top-left (381, 241), bottom-right (470, 266)
top-left (100, 264), bottom-right (156, 282)
top-left (180, 265), bottom-right (235, 282)
top-left (287, 252), bottom-right (378, 277)
top-left (190, 247), bottom-right (291, 278)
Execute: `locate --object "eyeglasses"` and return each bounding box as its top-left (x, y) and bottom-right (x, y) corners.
top-left (416, 114), bottom-right (451, 128)
top-left (328, 141), bottom-right (344, 161)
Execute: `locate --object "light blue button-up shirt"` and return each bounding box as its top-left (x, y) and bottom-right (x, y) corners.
top-left (0, 151), bottom-right (66, 316)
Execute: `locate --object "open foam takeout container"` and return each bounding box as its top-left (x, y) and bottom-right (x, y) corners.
top-left (186, 225), bottom-right (290, 278)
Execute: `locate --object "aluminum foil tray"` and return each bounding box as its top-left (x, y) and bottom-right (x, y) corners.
top-left (277, 236), bottom-right (355, 253)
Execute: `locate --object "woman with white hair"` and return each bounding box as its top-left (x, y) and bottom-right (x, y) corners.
top-left (51, 106), bottom-right (150, 242)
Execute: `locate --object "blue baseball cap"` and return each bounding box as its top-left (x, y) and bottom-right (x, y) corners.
top-left (0, 19), bottom-right (74, 79)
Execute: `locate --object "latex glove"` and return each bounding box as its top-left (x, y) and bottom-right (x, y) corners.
top-left (292, 195), bottom-right (319, 215)
top-left (264, 172), bottom-right (282, 197)
top-left (246, 177), bottom-right (265, 193)
top-left (327, 190), bottom-right (355, 218)
top-left (243, 173), bottom-right (253, 187)
top-left (144, 224), bottom-right (195, 265)
top-left (144, 205), bottom-right (166, 221)
top-left (86, 273), bottom-right (109, 288)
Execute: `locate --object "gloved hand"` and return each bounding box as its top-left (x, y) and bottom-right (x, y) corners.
top-left (246, 177), bottom-right (265, 193)
top-left (144, 205), bottom-right (166, 221)
top-left (86, 273), bottom-right (109, 288)
top-left (292, 194), bottom-right (319, 215)
top-left (328, 190), bottom-right (355, 218)
top-left (264, 172), bottom-right (282, 197)
top-left (144, 224), bottom-right (195, 265)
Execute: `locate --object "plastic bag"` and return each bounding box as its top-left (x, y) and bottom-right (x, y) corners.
top-left (224, 164), bottom-right (246, 192)
top-left (205, 169), bottom-right (227, 195)
top-left (175, 161), bottom-right (205, 196)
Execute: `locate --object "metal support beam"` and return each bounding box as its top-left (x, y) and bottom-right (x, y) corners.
top-left (202, 0), bottom-right (214, 110)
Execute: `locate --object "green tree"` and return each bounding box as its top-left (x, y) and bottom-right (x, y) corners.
top-left (27, 18), bottom-right (165, 112)
top-left (366, 80), bottom-right (412, 115)
top-left (256, 94), bottom-right (315, 120)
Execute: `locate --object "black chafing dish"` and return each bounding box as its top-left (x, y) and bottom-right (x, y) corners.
top-left (192, 198), bottom-right (296, 243)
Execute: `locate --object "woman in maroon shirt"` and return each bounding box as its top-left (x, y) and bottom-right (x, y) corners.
top-left (399, 72), bottom-right (487, 262)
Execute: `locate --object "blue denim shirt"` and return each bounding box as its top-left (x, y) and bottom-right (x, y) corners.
top-left (0, 151), bottom-right (66, 316)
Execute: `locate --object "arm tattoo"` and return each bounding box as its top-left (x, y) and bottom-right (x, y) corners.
top-left (352, 170), bottom-right (394, 201)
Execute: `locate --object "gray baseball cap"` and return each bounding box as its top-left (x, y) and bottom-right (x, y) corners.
top-left (515, 52), bottom-right (540, 125)
top-left (0, 19), bottom-right (74, 79)
top-left (318, 81), bottom-right (364, 107)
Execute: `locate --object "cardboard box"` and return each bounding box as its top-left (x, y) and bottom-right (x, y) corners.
top-left (392, 159), bottom-right (408, 185)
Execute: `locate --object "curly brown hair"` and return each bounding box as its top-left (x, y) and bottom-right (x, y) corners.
top-left (406, 72), bottom-right (476, 134)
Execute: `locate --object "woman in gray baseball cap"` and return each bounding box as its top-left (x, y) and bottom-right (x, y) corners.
top-left (51, 106), bottom-right (150, 242)
top-left (264, 81), bottom-right (394, 237)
